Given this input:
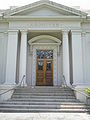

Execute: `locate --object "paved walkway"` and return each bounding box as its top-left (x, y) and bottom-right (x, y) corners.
top-left (0, 113), bottom-right (90, 120)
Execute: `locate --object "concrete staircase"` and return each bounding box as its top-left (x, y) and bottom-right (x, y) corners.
top-left (0, 86), bottom-right (90, 112)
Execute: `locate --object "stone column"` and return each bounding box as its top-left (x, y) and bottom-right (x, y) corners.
top-left (5, 30), bottom-right (18, 85)
top-left (19, 30), bottom-right (27, 86)
top-left (62, 30), bottom-right (70, 86)
top-left (81, 32), bottom-right (86, 84)
top-left (71, 30), bottom-right (83, 85)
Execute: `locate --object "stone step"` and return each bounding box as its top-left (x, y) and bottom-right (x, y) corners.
top-left (0, 87), bottom-right (88, 113)
top-left (15, 87), bottom-right (73, 92)
top-left (0, 104), bottom-right (90, 109)
top-left (15, 86), bottom-right (71, 89)
top-left (14, 91), bottom-right (74, 94)
top-left (0, 101), bottom-right (85, 105)
top-left (14, 92), bottom-right (74, 95)
top-left (15, 88), bottom-right (72, 90)
top-left (13, 93), bottom-right (74, 96)
top-left (12, 95), bottom-right (75, 99)
top-left (15, 89), bottom-right (72, 91)
top-left (12, 95), bottom-right (75, 98)
top-left (9, 98), bottom-right (79, 102)
top-left (0, 108), bottom-right (90, 113)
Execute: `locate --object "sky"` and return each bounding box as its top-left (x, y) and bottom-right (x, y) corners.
top-left (0, 0), bottom-right (90, 10)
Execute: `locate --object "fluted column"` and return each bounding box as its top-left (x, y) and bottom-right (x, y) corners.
top-left (19, 30), bottom-right (27, 86)
top-left (82, 32), bottom-right (86, 84)
top-left (5, 30), bottom-right (18, 85)
top-left (62, 30), bottom-right (70, 86)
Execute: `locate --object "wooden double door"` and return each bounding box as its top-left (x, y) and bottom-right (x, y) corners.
top-left (36, 50), bottom-right (53, 86)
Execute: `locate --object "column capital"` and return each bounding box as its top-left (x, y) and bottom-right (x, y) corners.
top-left (71, 29), bottom-right (82, 34)
top-left (81, 31), bottom-right (86, 35)
top-left (8, 30), bottom-right (19, 33)
top-left (62, 30), bottom-right (69, 34)
top-left (4, 32), bottom-right (8, 34)
top-left (20, 30), bottom-right (27, 34)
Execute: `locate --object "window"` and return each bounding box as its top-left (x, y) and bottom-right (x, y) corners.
top-left (38, 61), bottom-right (43, 70)
top-left (37, 50), bottom-right (53, 59)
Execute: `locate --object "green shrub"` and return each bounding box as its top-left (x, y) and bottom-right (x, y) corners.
top-left (85, 88), bottom-right (90, 95)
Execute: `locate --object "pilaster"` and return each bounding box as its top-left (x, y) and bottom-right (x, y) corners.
top-left (71, 30), bottom-right (83, 85)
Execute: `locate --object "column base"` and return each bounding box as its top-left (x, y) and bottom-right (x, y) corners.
top-left (4, 82), bottom-right (16, 86)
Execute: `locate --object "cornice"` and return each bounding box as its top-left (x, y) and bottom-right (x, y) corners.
top-left (2, 16), bottom-right (86, 21)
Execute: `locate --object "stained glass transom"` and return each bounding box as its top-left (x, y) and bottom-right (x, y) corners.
top-left (37, 50), bottom-right (53, 59)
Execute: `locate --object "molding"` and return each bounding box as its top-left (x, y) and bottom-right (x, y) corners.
top-left (53, 47), bottom-right (58, 85)
top-left (33, 45), bottom-right (57, 50)
top-left (32, 47), bottom-right (36, 86)
top-left (27, 28), bottom-right (80, 31)
top-left (71, 29), bottom-right (82, 34)
top-left (32, 43), bottom-right (60, 45)
top-left (28, 35), bottom-right (61, 44)
top-left (81, 31), bottom-right (86, 35)
top-left (0, 30), bottom-right (8, 33)
top-left (8, 29), bottom-right (19, 33)
top-left (8, 21), bottom-right (81, 31)
top-left (3, 16), bottom-right (86, 21)
top-left (31, 46), bottom-right (58, 86)
top-left (62, 30), bottom-right (69, 34)
top-left (85, 30), bottom-right (90, 33)
top-left (71, 29), bottom-right (82, 32)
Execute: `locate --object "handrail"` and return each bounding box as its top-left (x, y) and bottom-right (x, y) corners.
top-left (61, 75), bottom-right (67, 87)
top-left (61, 75), bottom-right (89, 98)
top-left (18, 75), bottom-right (25, 87)
top-left (0, 86), bottom-right (16, 96)
top-left (0, 75), bottom-right (25, 96)
top-left (70, 86), bottom-right (90, 98)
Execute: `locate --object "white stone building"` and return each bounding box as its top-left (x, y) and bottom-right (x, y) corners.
top-left (0, 0), bottom-right (90, 90)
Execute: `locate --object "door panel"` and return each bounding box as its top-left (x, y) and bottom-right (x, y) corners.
top-left (36, 61), bottom-right (44, 86)
top-left (36, 50), bottom-right (53, 86)
top-left (45, 61), bottom-right (53, 86)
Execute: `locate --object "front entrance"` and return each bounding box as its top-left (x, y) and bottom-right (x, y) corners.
top-left (36, 50), bottom-right (53, 86)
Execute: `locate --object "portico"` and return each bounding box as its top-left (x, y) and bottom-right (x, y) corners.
top-left (4, 28), bottom-right (82, 87)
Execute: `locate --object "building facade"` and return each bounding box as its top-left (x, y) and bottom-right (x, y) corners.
top-left (0, 0), bottom-right (90, 89)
